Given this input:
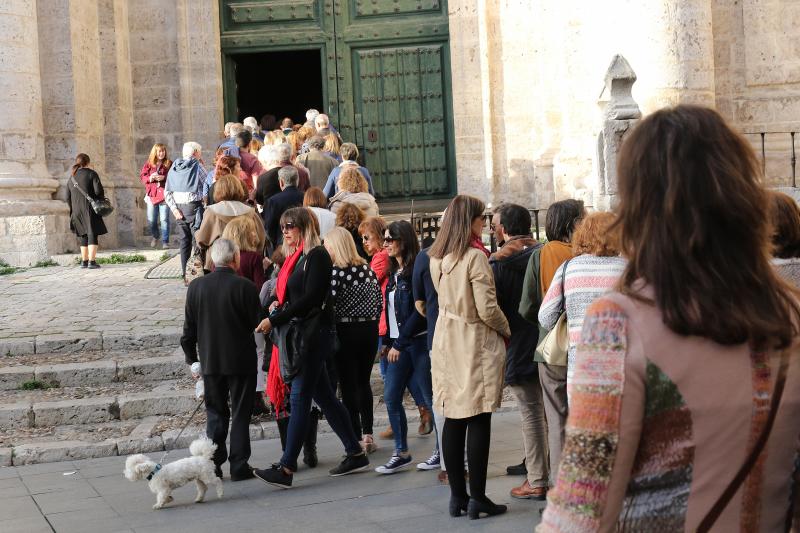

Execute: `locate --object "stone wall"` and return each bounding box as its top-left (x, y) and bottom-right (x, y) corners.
top-left (447, 0), bottom-right (717, 209)
top-left (712, 0), bottom-right (800, 186)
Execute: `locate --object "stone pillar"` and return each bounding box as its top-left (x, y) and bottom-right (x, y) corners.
top-left (98, 0), bottom-right (140, 246)
top-left (0, 0), bottom-right (71, 266)
top-left (594, 55), bottom-right (641, 211)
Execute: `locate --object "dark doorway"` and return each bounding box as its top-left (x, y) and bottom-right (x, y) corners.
top-left (231, 50), bottom-right (324, 127)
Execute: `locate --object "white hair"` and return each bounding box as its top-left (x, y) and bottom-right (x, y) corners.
top-left (243, 117), bottom-right (258, 132)
top-left (278, 165), bottom-right (299, 187)
top-left (229, 123), bottom-right (244, 137)
top-left (258, 145), bottom-right (280, 166)
top-left (210, 238), bottom-right (239, 268)
top-left (276, 143), bottom-right (291, 162)
top-left (305, 109), bottom-right (320, 122)
top-left (182, 142), bottom-right (201, 159)
top-left (223, 122), bottom-right (234, 137)
top-left (315, 113), bottom-right (329, 129)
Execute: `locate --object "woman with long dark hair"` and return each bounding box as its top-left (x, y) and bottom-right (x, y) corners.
top-left (429, 195), bottom-right (510, 519)
top-left (539, 105), bottom-right (800, 531)
top-left (253, 207), bottom-right (369, 488)
top-left (374, 220), bottom-right (433, 474)
top-left (67, 153), bottom-right (108, 269)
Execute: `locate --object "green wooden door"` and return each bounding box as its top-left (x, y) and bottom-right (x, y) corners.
top-left (219, 0), bottom-right (455, 201)
top-left (218, 0), bottom-right (342, 126)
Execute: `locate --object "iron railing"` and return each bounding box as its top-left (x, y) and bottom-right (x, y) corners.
top-left (743, 131), bottom-right (797, 187)
top-left (411, 208), bottom-right (546, 252)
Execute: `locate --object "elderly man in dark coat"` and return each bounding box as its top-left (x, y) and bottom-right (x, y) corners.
top-left (181, 238), bottom-right (264, 480)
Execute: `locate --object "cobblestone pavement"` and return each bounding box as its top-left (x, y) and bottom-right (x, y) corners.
top-left (0, 262), bottom-right (185, 356)
top-left (0, 410), bottom-right (543, 533)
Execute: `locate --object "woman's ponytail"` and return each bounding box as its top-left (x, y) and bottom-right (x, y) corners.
top-left (71, 153), bottom-right (90, 176)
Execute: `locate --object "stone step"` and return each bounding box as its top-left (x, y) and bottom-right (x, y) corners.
top-left (2, 399), bottom-right (520, 466)
top-left (0, 350), bottom-right (186, 390)
top-left (0, 380), bottom-right (195, 429)
top-left (0, 329), bottom-right (181, 358)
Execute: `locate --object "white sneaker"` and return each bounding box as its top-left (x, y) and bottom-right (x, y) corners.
top-left (417, 450), bottom-right (440, 470)
top-left (375, 453), bottom-right (413, 474)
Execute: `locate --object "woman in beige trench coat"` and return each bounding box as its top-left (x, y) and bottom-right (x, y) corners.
top-left (429, 195), bottom-right (510, 521)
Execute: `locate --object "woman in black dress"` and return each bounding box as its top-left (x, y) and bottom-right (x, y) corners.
top-left (66, 153), bottom-right (108, 269)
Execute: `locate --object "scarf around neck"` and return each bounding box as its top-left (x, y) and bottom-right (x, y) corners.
top-left (266, 242), bottom-right (304, 415)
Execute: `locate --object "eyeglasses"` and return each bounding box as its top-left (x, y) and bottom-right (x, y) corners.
top-left (383, 236), bottom-right (396, 243)
top-left (280, 222), bottom-right (296, 232)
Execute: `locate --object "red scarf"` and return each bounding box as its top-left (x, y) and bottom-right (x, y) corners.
top-left (266, 242), bottom-right (304, 415)
top-left (471, 235), bottom-right (490, 257)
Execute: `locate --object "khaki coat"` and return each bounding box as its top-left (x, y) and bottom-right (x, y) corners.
top-left (430, 247), bottom-right (511, 419)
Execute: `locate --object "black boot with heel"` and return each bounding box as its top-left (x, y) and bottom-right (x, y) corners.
top-left (467, 498), bottom-right (507, 520)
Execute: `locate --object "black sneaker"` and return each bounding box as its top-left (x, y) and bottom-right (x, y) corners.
top-left (88, 261), bottom-right (100, 269)
top-left (253, 463), bottom-right (293, 489)
top-left (230, 465), bottom-right (255, 481)
top-left (329, 453), bottom-right (370, 477)
top-left (80, 260), bottom-right (88, 268)
top-left (506, 460), bottom-right (527, 476)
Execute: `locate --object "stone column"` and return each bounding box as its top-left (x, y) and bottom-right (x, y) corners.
top-left (0, 0), bottom-right (71, 266)
top-left (594, 55), bottom-right (641, 211)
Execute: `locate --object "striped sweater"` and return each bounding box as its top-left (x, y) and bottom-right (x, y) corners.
top-left (537, 254), bottom-right (626, 380)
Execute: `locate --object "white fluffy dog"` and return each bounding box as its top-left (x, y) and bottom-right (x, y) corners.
top-left (124, 437), bottom-right (223, 509)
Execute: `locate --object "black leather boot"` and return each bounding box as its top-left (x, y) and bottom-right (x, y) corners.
top-left (303, 408), bottom-right (319, 468)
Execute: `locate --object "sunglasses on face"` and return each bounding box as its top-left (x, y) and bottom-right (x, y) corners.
top-left (361, 234), bottom-right (371, 242)
top-left (383, 236), bottom-right (396, 243)
top-left (280, 222), bottom-right (296, 232)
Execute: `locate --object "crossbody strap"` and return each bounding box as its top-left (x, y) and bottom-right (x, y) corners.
top-left (69, 175), bottom-right (93, 202)
top-left (558, 258), bottom-right (572, 318)
top-left (697, 347), bottom-right (791, 532)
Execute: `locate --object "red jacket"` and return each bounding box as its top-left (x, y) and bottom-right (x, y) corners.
top-left (140, 161), bottom-right (172, 205)
top-left (370, 249), bottom-right (391, 336)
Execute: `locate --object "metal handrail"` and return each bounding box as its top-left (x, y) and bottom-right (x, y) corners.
top-left (742, 131), bottom-right (797, 187)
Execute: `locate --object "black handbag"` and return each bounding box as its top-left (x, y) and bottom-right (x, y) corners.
top-left (70, 176), bottom-right (114, 217)
top-left (271, 309), bottom-right (327, 383)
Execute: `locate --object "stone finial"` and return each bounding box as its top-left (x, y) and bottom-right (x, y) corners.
top-left (599, 54), bottom-right (641, 120)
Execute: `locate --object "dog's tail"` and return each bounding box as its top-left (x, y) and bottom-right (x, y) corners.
top-left (189, 437), bottom-right (217, 460)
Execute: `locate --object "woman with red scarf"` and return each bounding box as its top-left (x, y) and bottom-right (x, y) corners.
top-left (253, 207), bottom-right (369, 489)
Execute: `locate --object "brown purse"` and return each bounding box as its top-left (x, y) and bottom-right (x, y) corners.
top-left (696, 348), bottom-right (791, 532)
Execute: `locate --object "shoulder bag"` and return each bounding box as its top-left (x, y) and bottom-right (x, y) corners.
top-left (70, 175), bottom-right (114, 217)
top-left (535, 258), bottom-right (571, 366)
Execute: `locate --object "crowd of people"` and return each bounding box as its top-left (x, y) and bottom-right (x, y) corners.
top-left (70, 104), bottom-right (800, 528)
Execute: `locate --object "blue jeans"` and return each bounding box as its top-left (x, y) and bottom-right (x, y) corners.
top-left (280, 325), bottom-right (362, 471)
top-left (146, 201), bottom-right (170, 242)
top-left (380, 339), bottom-right (426, 405)
top-left (383, 336), bottom-right (433, 453)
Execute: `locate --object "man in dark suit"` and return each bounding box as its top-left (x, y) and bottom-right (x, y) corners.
top-left (264, 166), bottom-right (305, 248)
top-left (181, 238), bottom-right (263, 480)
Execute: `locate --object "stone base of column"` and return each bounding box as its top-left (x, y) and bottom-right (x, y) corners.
top-left (0, 201), bottom-right (74, 266)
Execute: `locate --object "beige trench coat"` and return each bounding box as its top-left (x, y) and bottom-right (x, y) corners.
top-left (430, 248), bottom-right (511, 419)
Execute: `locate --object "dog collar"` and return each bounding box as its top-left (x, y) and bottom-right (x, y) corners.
top-left (146, 464), bottom-right (162, 481)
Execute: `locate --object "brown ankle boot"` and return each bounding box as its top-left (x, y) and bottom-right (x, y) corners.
top-left (378, 426), bottom-right (394, 439)
top-left (418, 406), bottom-right (433, 435)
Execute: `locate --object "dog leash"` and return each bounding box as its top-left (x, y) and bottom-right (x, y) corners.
top-left (157, 399), bottom-right (206, 465)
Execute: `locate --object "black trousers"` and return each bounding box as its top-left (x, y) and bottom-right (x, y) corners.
top-left (175, 201), bottom-right (202, 276)
top-left (78, 234), bottom-right (98, 246)
top-left (442, 413), bottom-right (492, 503)
top-left (203, 373), bottom-right (256, 477)
top-left (333, 320), bottom-right (378, 439)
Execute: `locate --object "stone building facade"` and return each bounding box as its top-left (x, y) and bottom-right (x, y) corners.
top-left (0, 0), bottom-right (797, 265)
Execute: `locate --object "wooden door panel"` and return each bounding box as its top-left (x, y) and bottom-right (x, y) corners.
top-left (353, 44), bottom-right (450, 199)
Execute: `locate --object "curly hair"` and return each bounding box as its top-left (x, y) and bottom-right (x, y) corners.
top-left (571, 212), bottom-right (621, 257)
top-left (335, 202), bottom-right (365, 232)
top-left (214, 155), bottom-right (241, 177)
top-left (337, 166), bottom-right (368, 193)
